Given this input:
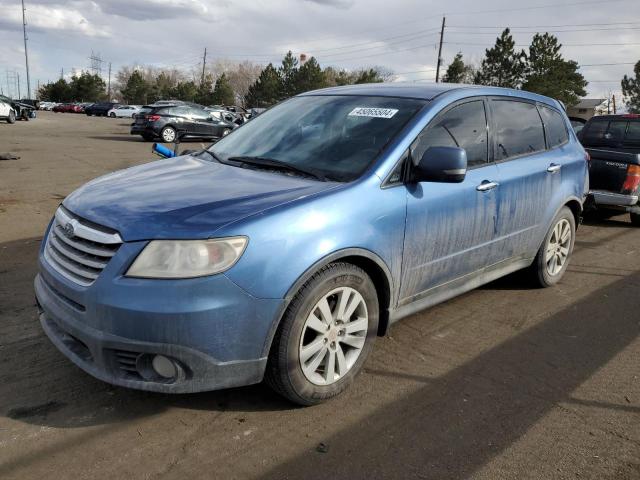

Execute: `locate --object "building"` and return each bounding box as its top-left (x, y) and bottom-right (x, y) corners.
top-left (566, 98), bottom-right (606, 122)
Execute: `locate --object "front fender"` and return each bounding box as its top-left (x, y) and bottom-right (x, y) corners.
top-left (221, 175), bottom-right (406, 302)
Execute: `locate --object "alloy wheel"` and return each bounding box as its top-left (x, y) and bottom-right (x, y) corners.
top-left (299, 287), bottom-right (368, 386)
top-left (161, 127), bottom-right (176, 143)
top-left (545, 218), bottom-right (571, 276)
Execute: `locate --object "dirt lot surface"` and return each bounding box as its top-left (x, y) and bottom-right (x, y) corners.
top-left (0, 112), bottom-right (639, 479)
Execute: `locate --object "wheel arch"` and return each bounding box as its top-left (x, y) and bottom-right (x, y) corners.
top-left (262, 248), bottom-right (394, 358)
top-left (564, 197), bottom-right (583, 228)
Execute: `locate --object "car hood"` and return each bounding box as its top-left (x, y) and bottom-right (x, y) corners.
top-left (63, 155), bottom-right (338, 241)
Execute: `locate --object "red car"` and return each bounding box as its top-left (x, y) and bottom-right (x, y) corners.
top-left (52, 103), bottom-right (84, 113)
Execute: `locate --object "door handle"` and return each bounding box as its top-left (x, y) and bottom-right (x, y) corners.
top-left (547, 164), bottom-right (561, 173)
top-left (476, 180), bottom-right (499, 192)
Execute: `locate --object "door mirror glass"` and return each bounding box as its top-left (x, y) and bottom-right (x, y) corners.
top-left (412, 146), bottom-right (467, 183)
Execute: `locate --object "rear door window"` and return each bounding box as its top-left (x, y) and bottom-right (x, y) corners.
top-left (539, 105), bottom-right (569, 148)
top-left (412, 100), bottom-right (488, 168)
top-left (491, 100), bottom-right (546, 160)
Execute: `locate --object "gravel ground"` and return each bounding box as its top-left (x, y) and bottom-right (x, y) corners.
top-left (0, 112), bottom-right (638, 480)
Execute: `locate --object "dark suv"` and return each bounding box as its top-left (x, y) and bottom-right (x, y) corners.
top-left (85, 102), bottom-right (119, 116)
top-left (131, 104), bottom-right (236, 142)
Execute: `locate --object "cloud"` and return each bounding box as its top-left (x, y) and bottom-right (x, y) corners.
top-left (303, 0), bottom-right (354, 8)
top-left (0, 2), bottom-right (110, 37)
top-left (92, 0), bottom-right (210, 20)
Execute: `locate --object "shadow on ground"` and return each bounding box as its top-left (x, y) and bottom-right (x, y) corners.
top-left (257, 268), bottom-right (640, 479)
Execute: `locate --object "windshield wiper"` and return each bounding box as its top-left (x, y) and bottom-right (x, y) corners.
top-left (227, 156), bottom-right (327, 181)
top-left (198, 149), bottom-right (224, 163)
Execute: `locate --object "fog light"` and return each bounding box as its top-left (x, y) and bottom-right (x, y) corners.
top-left (152, 355), bottom-right (177, 379)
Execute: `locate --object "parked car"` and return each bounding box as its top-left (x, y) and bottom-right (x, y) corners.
top-left (578, 114), bottom-right (640, 225)
top-left (39, 101), bottom-right (57, 111)
top-left (19, 98), bottom-right (40, 110)
top-left (85, 102), bottom-right (119, 116)
top-left (0, 94), bottom-right (16, 123)
top-left (108, 105), bottom-right (141, 118)
top-left (131, 104), bottom-right (235, 142)
top-left (569, 116), bottom-right (586, 135)
top-left (53, 103), bottom-right (73, 113)
top-left (36, 83), bottom-right (588, 405)
top-left (1, 95), bottom-right (35, 120)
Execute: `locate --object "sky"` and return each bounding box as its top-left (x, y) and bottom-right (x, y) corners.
top-left (0, 0), bottom-right (638, 103)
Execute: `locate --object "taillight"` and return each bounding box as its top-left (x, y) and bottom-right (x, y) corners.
top-left (622, 164), bottom-right (640, 193)
top-left (146, 114), bottom-right (161, 122)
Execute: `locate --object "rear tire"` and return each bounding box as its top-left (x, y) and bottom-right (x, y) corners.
top-left (265, 262), bottom-right (378, 405)
top-left (630, 212), bottom-right (640, 226)
top-left (109, 112), bottom-right (116, 118)
top-left (160, 126), bottom-right (177, 143)
top-left (7, 110), bottom-right (15, 124)
top-left (530, 206), bottom-right (576, 287)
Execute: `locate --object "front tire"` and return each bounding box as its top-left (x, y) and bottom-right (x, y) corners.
top-left (265, 262), bottom-right (378, 405)
top-left (530, 206), bottom-right (576, 287)
top-left (7, 110), bottom-right (15, 124)
top-left (109, 112), bottom-right (116, 118)
top-left (160, 126), bottom-right (177, 143)
top-left (630, 212), bottom-right (640, 226)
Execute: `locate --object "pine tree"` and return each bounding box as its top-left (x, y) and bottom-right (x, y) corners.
top-left (195, 73), bottom-right (215, 105)
top-left (69, 72), bottom-right (107, 102)
top-left (211, 73), bottom-right (236, 106)
top-left (522, 33), bottom-right (587, 105)
top-left (474, 28), bottom-right (526, 88)
top-left (442, 53), bottom-right (474, 84)
top-left (121, 70), bottom-right (148, 104)
top-left (279, 51), bottom-right (299, 99)
top-left (293, 57), bottom-right (326, 94)
top-left (245, 64), bottom-right (282, 107)
top-left (622, 60), bottom-right (640, 113)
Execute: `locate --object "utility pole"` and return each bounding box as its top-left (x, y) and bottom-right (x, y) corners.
top-left (201, 47), bottom-right (207, 86)
top-left (21, 0), bottom-right (32, 98)
top-left (107, 62), bottom-right (112, 99)
top-left (60, 68), bottom-right (64, 80)
top-left (17, 73), bottom-right (21, 99)
top-left (435, 16), bottom-right (446, 83)
top-left (612, 94), bottom-right (617, 114)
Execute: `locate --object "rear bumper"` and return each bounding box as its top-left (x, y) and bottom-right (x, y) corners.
top-left (130, 124), bottom-right (157, 136)
top-left (589, 190), bottom-right (638, 207)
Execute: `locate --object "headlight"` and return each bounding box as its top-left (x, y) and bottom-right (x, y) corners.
top-left (126, 237), bottom-right (247, 279)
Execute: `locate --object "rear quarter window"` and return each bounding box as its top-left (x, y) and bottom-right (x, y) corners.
top-left (539, 105), bottom-right (569, 148)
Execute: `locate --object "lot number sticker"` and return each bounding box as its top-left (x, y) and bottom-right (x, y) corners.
top-left (348, 107), bottom-right (399, 119)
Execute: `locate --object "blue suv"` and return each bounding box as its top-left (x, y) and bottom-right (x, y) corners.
top-left (35, 83), bottom-right (589, 405)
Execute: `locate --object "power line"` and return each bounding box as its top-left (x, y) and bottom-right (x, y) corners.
top-left (447, 21), bottom-right (640, 29)
top-left (443, 0), bottom-right (632, 16)
top-left (444, 41), bottom-right (640, 47)
top-left (444, 26), bottom-right (640, 34)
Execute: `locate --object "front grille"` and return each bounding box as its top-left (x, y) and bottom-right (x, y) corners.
top-left (45, 206), bottom-right (122, 286)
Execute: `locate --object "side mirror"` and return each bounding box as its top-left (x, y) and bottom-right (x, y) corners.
top-left (412, 146), bottom-right (467, 183)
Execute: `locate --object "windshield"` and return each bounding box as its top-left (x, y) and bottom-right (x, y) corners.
top-left (209, 95), bottom-right (425, 182)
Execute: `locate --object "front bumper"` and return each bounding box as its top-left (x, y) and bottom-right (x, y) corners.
top-left (35, 235), bottom-right (284, 393)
